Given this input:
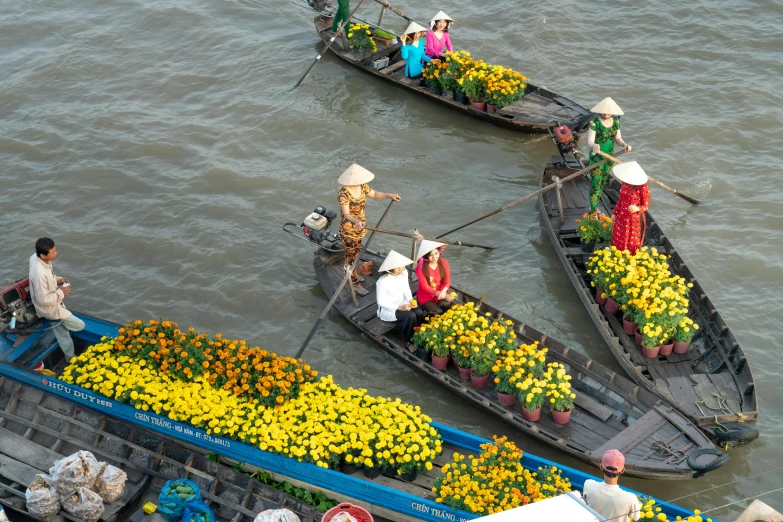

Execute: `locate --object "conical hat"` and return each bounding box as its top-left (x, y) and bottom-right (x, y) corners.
top-left (416, 239), bottom-right (446, 260)
top-left (591, 97), bottom-right (624, 116)
top-left (736, 500), bottom-right (783, 522)
top-left (338, 164), bottom-right (375, 185)
top-left (430, 11), bottom-right (454, 27)
top-left (612, 161), bottom-right (647, 185)
top-left (402, 21), bottom-right (428, 35)
top-left (379, 250), bottom-right (414, 272)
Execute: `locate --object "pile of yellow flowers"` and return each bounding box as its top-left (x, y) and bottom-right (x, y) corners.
top-left (111, 319), bottom-right (318, 407)
top-left (587, 246), bottom-right (699, 347)
top-left (346, 23), bottom-right (377, 53)
top-left (61, 339), bottom-right (441, 474)
top-left (433, 436), bottom-right (571, 515)
top-left (484, 64), bottom-right (528, 109)
top-left (492, 342), bottom-right (547, 394)
top-left (543, 362), bottom-right (576, 413)
top-left (638, 499), bottom-right (712, 521)
top-left (412, 302), bottom-right (517, 373)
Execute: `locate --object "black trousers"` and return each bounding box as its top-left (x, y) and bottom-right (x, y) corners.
top-left (421, 299), bottom-right (453, 315)
top-left (394, 308), bottom-right (425, 342)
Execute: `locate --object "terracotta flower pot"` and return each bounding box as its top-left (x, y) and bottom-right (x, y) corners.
top-left (522, 405), bottom-right (541, 422)
top-left (595, 289), bottom-right (608, 305)
top-left (673, 340), bottom-right (691, 354)
top-left (431, 355), bottom-right (449, 371)
top-left (623, 318), bottom-right (637, 335)
top-left (659, 341), bottom-right (674, 356)
top-left (497, 392), bottom-right (516, 407)
top-left (604, 298), bottom-right (619, 315)
top-left (470, 370), bottom-right (490, 389)
top-left (469, 97), bottom-right (486, 111)
top-left (457, 364), bottom-right (472, 380)
top-left (552, 408), bottom-right (572, 425)
top-left (634, 328), bottom-right (643, 345)
top-left (486, 103), bottom-right (497, 113)
top-left (642, 344), bottom-right (661, 358)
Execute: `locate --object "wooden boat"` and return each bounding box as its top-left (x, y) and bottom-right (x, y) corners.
top-left (0, 300), bottom-right (703, 521)
top-left (538, 153), bottom-right (759, 445)
top-left (312, 248), bottom-right (728, 480)
top-left (310, 15), bottom-right (594, 134)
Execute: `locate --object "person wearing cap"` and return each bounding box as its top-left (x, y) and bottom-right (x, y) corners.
top-left (425, 11), bottom-right (454, 59)
top-left (610, 162), bottom-right (650, 254)
top-left (400, 22), bottom-right (432, 79)
top-left (582, 449), bottom-right (642, 521)
top-left (330, 0), bottom-right (350, 33)
top-left (415, 240), bottom-right (454, 314)
top-left (586, 97), bottom-right (632, 214)
top-left (338, 164), bottom-right (401, 296)
top-left (375, 250), bottom-right (424, 352)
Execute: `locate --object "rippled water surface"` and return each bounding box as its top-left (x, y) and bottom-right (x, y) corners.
top-left (2, 0), bottom-right (782, 518)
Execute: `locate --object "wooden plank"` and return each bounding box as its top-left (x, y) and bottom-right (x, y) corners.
top-left (361, 316), bottom-right (397, 337)
top-left (648, 365), bottom-right (667, 382)
top-left (379, 60), bottom-right (406, 76)
top-left (594, 410), bottom-right (667, 455)
top-left (0, 427), bottom-right (64, 472)
top-left (706, 373), bottom-right (742, 411)
top-left (654, 379), bottom-right (675, 402)
top-left (563, 181), bottom-right (588, 208)
top-left (574, 393), bottom-right (613, 422)
top-left (664, 377), bottom-right (701, 416)
top-left (690, 373), bottom-right (722, 414)
top-left (0, 453), bottom-right (39, 487)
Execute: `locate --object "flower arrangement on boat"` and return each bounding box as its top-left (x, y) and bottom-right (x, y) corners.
top-left (60, 321), bottom-right (442, 475)
top-left (493, 342), bottom-right (547, 393)
top-left (638, 498), bottom-right (711, 522)
top-left (459, 60), bottom-right (489, 102)
top-left (432, 436), bottom-right (571, 515)
top-left (346, 23), bottom-right (377, 53)
top-left (576, 213), bottom-right (613, 245)
top-left (483, 64), bottom-right (528, 109)
top-left (586, 246), bottom-right (699, 349)
top-left (544, 362), bottom-right (575, 413)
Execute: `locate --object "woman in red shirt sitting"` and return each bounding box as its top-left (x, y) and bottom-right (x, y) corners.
top-left (415, 240), bottom-right (455, 314)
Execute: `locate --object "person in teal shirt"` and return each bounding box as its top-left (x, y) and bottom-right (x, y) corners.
top-left (331, 0), bottom-right (350, 33)
top-left (400, 22), bottom-right (431, 78)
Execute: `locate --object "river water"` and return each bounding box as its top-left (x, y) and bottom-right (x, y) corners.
top-left (2, 0), bottom-right (782, 518)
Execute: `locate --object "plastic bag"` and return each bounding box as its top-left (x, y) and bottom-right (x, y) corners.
top-left (25, 474), bottom-right (61, 518)
top-left (158, 478), bottom-right (202, 522)
top-left (254, 509), bottom-right (302, 522)
top-left (49, 451), bottom-right (101, 493)
top-left (0, 505), bottom-right (8, 521)
top-left (60, 487), bottom-right (104, 522)
top-left (94, 463), bottom-right (127, 503)
top-left (330, 514), bottom-right (357, 522)
top-left (182, 500), bottom-right (216, 522)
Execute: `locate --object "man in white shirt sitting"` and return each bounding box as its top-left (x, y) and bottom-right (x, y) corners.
top-left (583, 449), bottom-right (642, 522)
top-left (374, 250), bottom-right (424, 353)
top-left (28, 238), bottom-right (85, 363)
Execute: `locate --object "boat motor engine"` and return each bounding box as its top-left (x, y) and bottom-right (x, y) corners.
top-left (282, 206), bottom-right (344, 252)
top-left (0, 278), bottom-right (40, 333)
top-left (547, 120), bottom-right (585, 170)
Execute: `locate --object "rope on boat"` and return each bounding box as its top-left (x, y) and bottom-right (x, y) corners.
top-left (649, 441), bottom-right (687, 465)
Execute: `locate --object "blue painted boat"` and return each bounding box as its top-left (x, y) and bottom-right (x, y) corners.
top-left (0, 295), bottom-right (703, 521)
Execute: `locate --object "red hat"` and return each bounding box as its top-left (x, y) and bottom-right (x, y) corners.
top-left (602, 449), bottom-right (625, 471)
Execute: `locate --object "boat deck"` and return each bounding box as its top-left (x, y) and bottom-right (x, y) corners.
top-left (539, 154), bottom-right (758, 436)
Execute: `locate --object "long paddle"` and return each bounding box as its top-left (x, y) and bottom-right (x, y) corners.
top-left (596, 150), bottom-right (700, 205)
top-left (364, 227), bottom-right (494, 250)
top-left (293, 0), bottom-right (368, 89)
top-left (295, 199), bottom-right (395, 358)
top-left (436, 152), bottom-right (627, 239)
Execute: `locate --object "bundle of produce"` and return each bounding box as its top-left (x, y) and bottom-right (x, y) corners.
top-left (60, 321), bottom-right (442, 476)
top-left (49, 451), bottom-right (100, 493)
top-left (182, 500), bottom-right (216, 522)
top-left (60, 487), bottom-right (104, 522)
top-left (94, 463), bottom-right (127, 503)
top-left (253, 509), bottom-right (301, 522)
top-left (25, 474), bottom-right (61, 517)
top-left (158, 479), bottom-right (202, 521)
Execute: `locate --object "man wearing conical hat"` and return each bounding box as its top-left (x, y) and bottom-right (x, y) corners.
top-left (425, 11), bottom-right (454, 59)
top-left (337, 164), bottom-right (401, 296)
top-left (585, 97), bottom-right (632, 215)
top-left (375, 250), bottom-right (423, 352)
top-left (400, 21), bottom-right (432, 79)
top-left (609, 162), bottom-right (650, 254)
top-left (415, 239), bottom-right (454, 314)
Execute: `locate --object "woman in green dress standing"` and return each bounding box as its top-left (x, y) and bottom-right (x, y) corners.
top-left (331, 0), bottom-right (350, 33)
top-left (585, 97), bottom-right (632, 214)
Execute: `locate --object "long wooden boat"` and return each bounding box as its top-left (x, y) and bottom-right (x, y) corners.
top-left (312, 248), bottom-right (728, 480)
top-left (538, 153), bottom-right (759, 444)
top-left (1, 305), bottom-right (704, 521)
top-left (310, 15), bottom-right (594, 134)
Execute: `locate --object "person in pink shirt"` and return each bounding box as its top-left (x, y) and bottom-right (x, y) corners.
top-left (415, 240), bottom-right (455, 314)
top-left (425, 11), bottom-right (454, 59)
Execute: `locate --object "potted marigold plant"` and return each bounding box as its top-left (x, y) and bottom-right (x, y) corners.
top-left (422, 60), bottom-right (446, 95)
top-left (672, 317), bottom-right (699, 354)
top-left (493, 353), bottom-right (525, 407)
top-left (544, 362), bottom-right (575, 424)
top-left (469, 343), bottom-right (495, 389)
top-left (575, 213), bottom-right (613, 252)
top-left (517, 378), bottom-right (546, 422)
top-left (460, 61), bottom-right (489, 110)
top-left (443, 50), bottom-right (474, 104)
top-left (412, 317), bottom-right (450, 369)
top-left (484, 65), bottom-right (528, 111)
top-left (346, 23), bottom-right (377, 59)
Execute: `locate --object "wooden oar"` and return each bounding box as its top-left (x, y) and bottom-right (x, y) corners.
top-left (595, 150), bottom-right (700, 205)
top-left (293, 0), bottom-right (368, 89)
top-left (364, 227), bottom-right (494, 250)
top-left (295, 199), bottom-right (395, 358)
top-left (436, 152), bottom-right (627, 239)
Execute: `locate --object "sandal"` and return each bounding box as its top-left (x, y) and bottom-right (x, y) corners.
top-left (357, 275), bottom-right (365, 283)
top-left (354, 285), bottom-right (369, 296)
top-left (406, 342), bottom-right (416, 354)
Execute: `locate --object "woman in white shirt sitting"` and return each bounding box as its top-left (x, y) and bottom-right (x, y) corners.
top-left (375, 250), bottom-right (424, 353)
